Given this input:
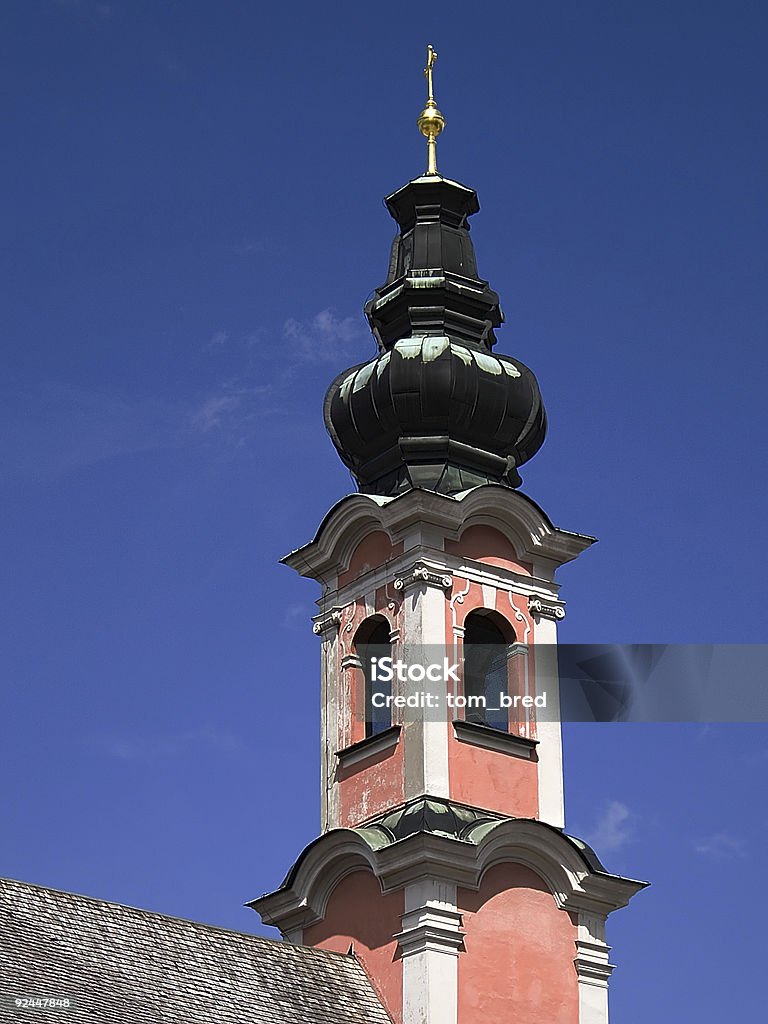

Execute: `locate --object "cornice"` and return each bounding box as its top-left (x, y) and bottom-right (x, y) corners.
top-left (324, 548), bottom-right (561, 614)
top-left (281, 486), bottom-right (595, 584)
top-left (248, 815), bottom-right (647, 937)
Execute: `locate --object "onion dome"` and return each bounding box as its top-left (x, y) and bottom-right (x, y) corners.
top-left (323, 52), bottom-right (546, 497)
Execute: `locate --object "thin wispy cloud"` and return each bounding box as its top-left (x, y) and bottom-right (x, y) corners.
top-left (188, 383), bottom-right (276, 435)
top-left (0, 309), bottom-right (362, 481)
top-left (225, 241), bottom-right (266, 258)
top-left (0, 373), bottom-right (287, 481)
top-left (694, 833), bottom-right (747, 861)
top-left (283, 309), bottom-right (373, 364)
top-left (190, 393), bottom-right (243, 433)
top-left (588, 800), bottom-right (633, 852)
top-left (282, 603), bottom-right (310, 629)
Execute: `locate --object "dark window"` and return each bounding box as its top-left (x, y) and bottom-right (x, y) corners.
top-left (357, 619), bottom-right (392, 738)
top-left (463, 612), bottom-right (511, 731)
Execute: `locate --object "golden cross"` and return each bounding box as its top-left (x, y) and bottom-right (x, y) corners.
top-left (424, 45), bottom-right (438, 103)
top-left (417, 43), bottom-right (445, 176)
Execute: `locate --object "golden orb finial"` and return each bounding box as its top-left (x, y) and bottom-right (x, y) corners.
top-left (417, 44), bottom-right (445, 176)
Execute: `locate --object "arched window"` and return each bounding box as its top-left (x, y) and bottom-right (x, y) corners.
top-left (355, 617), bottom-right (393, 738)
top-left (463, 611), bottom-right (514, 731)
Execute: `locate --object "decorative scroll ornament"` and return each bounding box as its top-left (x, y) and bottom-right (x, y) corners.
top-left (393, 560), bottom-right (452, 592)
top-left (527, 595), bottom-right (566, 620)
top-left (509, 592), bottom-right (532, 643)
top-left (312, 608), bottom-right (342, 635)
top-left (450, 576), bottom-right (472, 636)
top-left (384, 579), bottom-right (401, 614)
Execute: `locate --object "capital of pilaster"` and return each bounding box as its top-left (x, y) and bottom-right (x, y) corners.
top-left (573, 938), bottom-right (616, 987)
top-left (312, 608), bottom-right (342, 635)
top-left (506, 641), bottom-right (529, 659)
top-left (395, 904), bottom-right (465, 958)
top-left (528, 594), bottom-right (566, 620)
top-left (393, 560), bottom-right (453, 593)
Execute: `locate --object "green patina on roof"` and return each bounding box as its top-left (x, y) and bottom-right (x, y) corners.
top-left (349, 797), bottom-right (611, 875)
top-left (352, 796), bottom-right (503, 849)
top-left (269, 795), bottom-right (630, 897)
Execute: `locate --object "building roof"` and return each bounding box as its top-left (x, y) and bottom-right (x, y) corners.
top-left (0, 876), bottom-right (392, 1024)
top-left (323, 171), bottom-right (548, 498)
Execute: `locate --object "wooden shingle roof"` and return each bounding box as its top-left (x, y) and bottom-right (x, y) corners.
top-left (0, 877), bottom-right (391, 1024)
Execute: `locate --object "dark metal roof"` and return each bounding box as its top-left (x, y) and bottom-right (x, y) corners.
top-left (362, 795), bottom-right (501, 843)
top-left (267, 796), bottom-right (648, 903)
top-left (0, 876), bottom-right (392, 1024)
top-left (323, 174), bottom-right (547, 497)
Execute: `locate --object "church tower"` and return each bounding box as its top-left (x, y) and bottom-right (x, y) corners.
top-left (250, 48), bottom-right (646, 1024)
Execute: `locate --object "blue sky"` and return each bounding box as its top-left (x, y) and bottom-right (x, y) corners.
top-left (2, 1), bottom-right (767, 1020)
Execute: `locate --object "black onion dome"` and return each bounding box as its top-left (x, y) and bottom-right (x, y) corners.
top-left (324, 174), bottom-right (546, 497)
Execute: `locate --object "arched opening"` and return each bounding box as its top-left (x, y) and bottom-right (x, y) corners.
top-left (463, 610), bottom-right (515, 731)
top-left (355, 616), bottom-right (393, 738)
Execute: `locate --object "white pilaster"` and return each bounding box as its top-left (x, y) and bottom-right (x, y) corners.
top-left (574, 911), bottom-right (615, 1024)
top-left (401, 578), bottom-right (450, 800)
top-left (318, 627), bottom-right (340, 832)
top-left (398, 879), bottom-right (461, 1024)
top-left (531, 613), bottom-right (565, 828)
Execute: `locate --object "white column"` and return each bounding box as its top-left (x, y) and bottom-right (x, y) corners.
top-left (574, 911), bottom-right (614, 1024)
top-left (422, 582), bottom-right (450, 797)
top-left (398, 879), bottom-right (462, 1024)
top-left (400, 572), bottom-right (450, 801)
top-left (531, 613), bottom-right (565, 828)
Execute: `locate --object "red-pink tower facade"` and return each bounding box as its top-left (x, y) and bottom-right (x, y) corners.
top-left (251, 84), bottom-right (645, 1023)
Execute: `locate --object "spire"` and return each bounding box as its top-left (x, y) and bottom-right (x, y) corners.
top-left (322, 54), bottom-right (547, 498)
top-left (417, 44), bottom-right (445, 176)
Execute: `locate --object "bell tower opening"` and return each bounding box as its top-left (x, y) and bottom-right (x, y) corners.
top-left (355, 616), bottom-right (393, 737)
top-left (463, 610), bottom-right (515, 731)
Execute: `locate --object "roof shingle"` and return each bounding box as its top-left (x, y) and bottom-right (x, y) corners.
top-left (0, 877), bottom-right (391, 1024)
